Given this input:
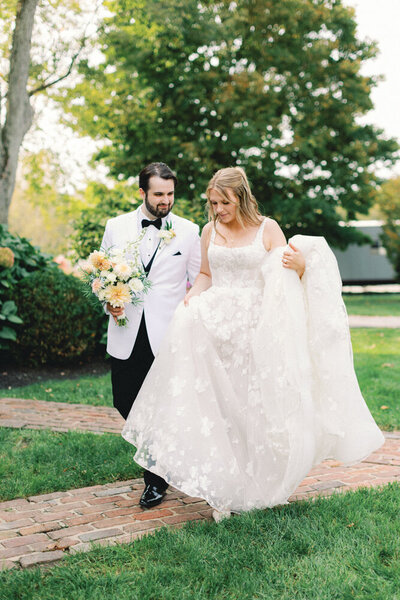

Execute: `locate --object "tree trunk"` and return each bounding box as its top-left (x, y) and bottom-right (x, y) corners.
top-left (0, 0), bottom-right (38, 225)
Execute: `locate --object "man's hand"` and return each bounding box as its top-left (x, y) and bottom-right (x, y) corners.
top-left (107, 303), bottom-right (125, 324)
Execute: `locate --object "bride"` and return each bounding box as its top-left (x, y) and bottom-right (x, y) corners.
top-left (122, 166), bottom-right (384, 521)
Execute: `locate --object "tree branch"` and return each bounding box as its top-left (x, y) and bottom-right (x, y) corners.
top-left (28, 0), bottom-right (103, 96)
top-left (28, 39), bottom-right (86, 96)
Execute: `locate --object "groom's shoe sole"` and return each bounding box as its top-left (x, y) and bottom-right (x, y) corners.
top-left (139, 484), bottom-right (166, 509)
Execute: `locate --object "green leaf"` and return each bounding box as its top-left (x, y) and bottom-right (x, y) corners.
top-left (0, 326), bottom-right (17, 340)
top-left (7, 315), bottom-right (23, 324)
top-left (1, 300), bottom-right (17, 316)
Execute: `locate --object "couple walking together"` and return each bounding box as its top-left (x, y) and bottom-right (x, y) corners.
top-left (102, 161), bottom-right (383, 522)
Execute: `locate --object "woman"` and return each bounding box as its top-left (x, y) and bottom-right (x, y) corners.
top-left (122, 167), bottom-right (384, 521)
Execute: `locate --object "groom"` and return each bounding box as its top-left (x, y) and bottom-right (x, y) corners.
top-left (101, 162), bottom-right (201, 508)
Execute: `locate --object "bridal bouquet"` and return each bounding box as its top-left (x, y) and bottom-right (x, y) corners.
top-left (80, 238), bottom-right (151, 327)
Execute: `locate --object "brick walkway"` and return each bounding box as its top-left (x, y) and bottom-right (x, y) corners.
top-left (0, 435), bottom-right (399, 571)
top-left (1, 396), bottom-right (400, 571)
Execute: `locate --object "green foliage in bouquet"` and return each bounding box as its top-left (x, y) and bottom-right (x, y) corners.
top-left (0, 225), bottom-right (51, 350)
top-left (10, 269), bottom-right (105, 366)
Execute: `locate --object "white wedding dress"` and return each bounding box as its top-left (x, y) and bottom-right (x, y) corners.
top-left (122, 219), bottom-right (384, 512)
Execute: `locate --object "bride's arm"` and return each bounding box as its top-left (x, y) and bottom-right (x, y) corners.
top-left (262, 218), bottom-right (305, 278)
top-left (184, 223), bottom-right (213, 306)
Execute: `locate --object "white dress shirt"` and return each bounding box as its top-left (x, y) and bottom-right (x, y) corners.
top-left (137, 205), bottom-right (169, 266)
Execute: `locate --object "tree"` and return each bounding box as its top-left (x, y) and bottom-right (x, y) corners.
top-left (377, 177), bottom-right (400, 281)
top-left (9, 149), bottom-right (90, 255)
top-left (0, 0), bottom-right (96, 225)
top-left (60, 0), bottom-right (399, 247)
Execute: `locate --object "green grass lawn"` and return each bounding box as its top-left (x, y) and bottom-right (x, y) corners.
top-left (1, 328), bottom-right (398, 429)
top-left (1, 484), bottom-right (400, 599)
top-left (343, 293), bottom-right (400, 316)
top-left (351, 328), bottom-right (400, 431)
top-left (0, 428), bottom-right (142, 502)
top-left (0, 374), bottom-right (113, 407)
top-left (0, 328), bottom-right (397, 502)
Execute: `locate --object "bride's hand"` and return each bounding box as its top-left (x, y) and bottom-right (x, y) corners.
top-left (184, 288), bottom-right (198, 307)
top-left (282, 242), bottom-right (305, 278)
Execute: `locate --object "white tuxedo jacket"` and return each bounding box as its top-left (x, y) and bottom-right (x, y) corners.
top-left (101, 208), bottom-right (201, 359)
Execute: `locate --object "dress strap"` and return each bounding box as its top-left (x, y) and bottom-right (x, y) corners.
top-left (255, 217), bottom-right (268, 244)
top-left (210, 224), bottom-right (217, 244)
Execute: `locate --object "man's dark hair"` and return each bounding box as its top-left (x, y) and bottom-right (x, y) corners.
top-left (139, 163), bottom-right (177, 193)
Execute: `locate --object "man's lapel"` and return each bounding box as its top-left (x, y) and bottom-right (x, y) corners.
top-left (151, 214), bottom-right (179, 269)
top-left (124, 208), bottom-right (140, 244)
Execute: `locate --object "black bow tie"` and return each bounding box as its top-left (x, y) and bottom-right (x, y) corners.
top-left (141, 217), bottom-right (162, 230)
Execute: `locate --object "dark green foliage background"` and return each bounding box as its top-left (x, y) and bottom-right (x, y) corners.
top-left (10, 268), bottom-right (105, 366)
top-left (0, 225), bottom-right (52, 351)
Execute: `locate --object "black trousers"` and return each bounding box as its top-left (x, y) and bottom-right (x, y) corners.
top-left (111, 314), bottom-right (168, 491)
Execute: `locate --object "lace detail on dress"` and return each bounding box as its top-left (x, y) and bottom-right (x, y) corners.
top-left (122, 231), bottom-right (384, 513)
top-left (208, 218), bottom-right (267, 290)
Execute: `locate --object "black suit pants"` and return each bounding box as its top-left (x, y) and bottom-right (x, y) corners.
top-left (111, 313), bottom-right (168, 491)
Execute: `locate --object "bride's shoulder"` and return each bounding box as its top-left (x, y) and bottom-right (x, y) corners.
top-left (200, 222), bottom-right (214, 245)
top-left (262, 217), bottom-right (286, 250)
top-left (263, 216), bottom-right (280, 227)
top-left (201, 221), bottom-right (214, 237)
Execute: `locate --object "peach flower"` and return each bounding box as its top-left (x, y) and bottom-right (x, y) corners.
top-left (104, 282), bottom-right (131, 307)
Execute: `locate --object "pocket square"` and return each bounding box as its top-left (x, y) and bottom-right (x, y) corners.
top-left (173, 251), bottom-right (182, 256)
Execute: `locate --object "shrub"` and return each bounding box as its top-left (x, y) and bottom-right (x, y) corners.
top-left (10, 268), bottom-right (105, 366)
top-left (0, 299), bottom-right (23, 350)
top-left (0, 225), bottom-right (50, 291)
top-left (0, 225), bottom-right (52, 355)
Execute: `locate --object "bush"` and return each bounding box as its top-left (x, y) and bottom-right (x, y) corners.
top-left (0, 224), bottom-right (50, 289)
top-left (10, 268), bottom-right (105, 366)
top-left (0, 225), bottom-right (52, 352)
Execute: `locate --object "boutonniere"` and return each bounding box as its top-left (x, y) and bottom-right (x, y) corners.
top-left (158, 221), bottom-right (176, 248)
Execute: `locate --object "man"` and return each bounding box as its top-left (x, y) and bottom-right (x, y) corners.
top-left (101, 162), bottom-right (201, 508)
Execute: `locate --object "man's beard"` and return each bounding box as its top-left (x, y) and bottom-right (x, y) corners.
top-left (145, 194), bottom-right (172, 218)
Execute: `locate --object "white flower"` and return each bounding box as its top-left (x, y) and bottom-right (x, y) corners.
top-left (200, 417), bottom-right (214, 437)
top-left (105, 271), bottom-right (117, 283)
top-left (169, 376), bottom-right (185, 397)
top-left (128, 278), bottom-right (144, 293)
top-left (98, 288), bottom-right (107, 302)
top-left (158, 227), bottom-right (176, 245)
top-left (110, 248), bottom-right (124, 260)
top-left (114, 262), bottom-right (132, 280)
top-left (194, 378), bottom-right (208, 394)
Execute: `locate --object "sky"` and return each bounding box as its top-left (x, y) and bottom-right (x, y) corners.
top-left (345, 0), bottom-right (400, 154)
top-left (22, 0), bottom-right (400, 191)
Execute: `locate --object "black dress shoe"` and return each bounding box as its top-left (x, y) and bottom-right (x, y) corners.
top-left (139, 484), bottom-right (166, 508)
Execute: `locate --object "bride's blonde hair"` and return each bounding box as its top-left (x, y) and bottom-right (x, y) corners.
top-left (206, 167), bottom-right (262, 228)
